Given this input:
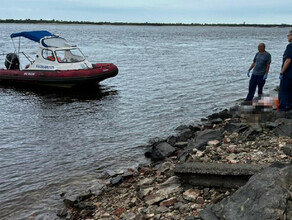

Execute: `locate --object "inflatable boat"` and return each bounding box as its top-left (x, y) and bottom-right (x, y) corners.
top-left (0, 31), bottom-right (118, 88)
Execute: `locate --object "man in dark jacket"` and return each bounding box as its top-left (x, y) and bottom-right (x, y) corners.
top-left (245, 43), bottom-right (271, 101)
top-left (279, 30), bottom-right (292, 111)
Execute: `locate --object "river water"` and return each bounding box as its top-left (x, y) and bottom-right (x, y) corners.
top-left (0, 24), bottom-right (289, 219)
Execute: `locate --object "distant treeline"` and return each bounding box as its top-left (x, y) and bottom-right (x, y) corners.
top-left (1, 19), bottom-right (292, 27)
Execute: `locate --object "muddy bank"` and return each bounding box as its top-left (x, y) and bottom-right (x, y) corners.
top-left (57, 103), bottom-right (292, 220)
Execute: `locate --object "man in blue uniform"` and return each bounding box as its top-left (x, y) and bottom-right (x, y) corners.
top-left (279, 30), bottom-right (292, 111)
top-left (245, 43), bottom-right (271, 101)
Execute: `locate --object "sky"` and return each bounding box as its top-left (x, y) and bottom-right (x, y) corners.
top-left (1, 0), bottom-right (292, 24)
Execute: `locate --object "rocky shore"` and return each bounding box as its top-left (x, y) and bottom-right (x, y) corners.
top-left (57, 102), bottom-right (292, 220)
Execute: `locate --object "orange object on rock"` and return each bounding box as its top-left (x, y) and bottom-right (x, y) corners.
top-left (276, 98), bottom-right (279, 111)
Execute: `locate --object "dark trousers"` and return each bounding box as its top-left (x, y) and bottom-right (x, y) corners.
top-left (246, 74), bottom-right (266, 101)
top-left (279, 75), bottom-right (292, 111)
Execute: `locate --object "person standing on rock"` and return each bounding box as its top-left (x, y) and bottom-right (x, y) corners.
top-left (245, 43), bottom-right (271, 102)
top-left (279, 30), bottom-right (292, 111)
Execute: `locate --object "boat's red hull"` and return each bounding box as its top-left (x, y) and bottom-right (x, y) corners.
top-left (0, 63), bottom-right (118, 88)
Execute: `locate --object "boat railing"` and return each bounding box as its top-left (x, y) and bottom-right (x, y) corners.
top-left (19, 52), bottom-right (34, 64)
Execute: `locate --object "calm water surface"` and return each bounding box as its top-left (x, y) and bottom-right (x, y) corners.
top-left (0, 24), bottom-right (289, 219)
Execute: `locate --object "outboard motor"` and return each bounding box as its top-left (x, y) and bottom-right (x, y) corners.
top-left (5, 53), bottom-right (20, 70)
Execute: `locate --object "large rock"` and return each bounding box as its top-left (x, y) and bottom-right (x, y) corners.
top-left (265, 121), bottom-right (280, 129)
top-left (110, 176), bottom-right (123, 186)
top-left (145, 142), bottom-right (176, 161)
top-left (200, 165), bottom-right (292, 220)
top-left (274, 118), bottom-right (292, 137)
top-left (61, 190), bottom-right (93, 207)
top-left (193, 129), bottom-right (224, 150)
top-left (207, 109), bottom-right (232, 120)
top-left (285, 110), bottom-right (292, 119)
top-left (275, 110), bottom-right (292, 120)
top-left (179, 130), bottom-right (224, 158)
top-left (177, 129), bottom-right (193, 142)
top-left (283, 144), bottom-right (292, 157)
top-left (175, 124), bottom-right (189, 131)
top-left (287, 201), bottom-right (292, 219)
top-left (210, 118), bottom-right (223, 125)
top-left (224, 123), bottom-right (248, 133)
top-left (189, 124), bottom-right (201, 133)
top-left (166, 135), bottom-right (178, 146)
top-left (239, 125), bottom-right (261, 141)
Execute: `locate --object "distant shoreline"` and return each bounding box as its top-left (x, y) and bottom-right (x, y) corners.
top-left (1, 19), bottom-right (292, 27)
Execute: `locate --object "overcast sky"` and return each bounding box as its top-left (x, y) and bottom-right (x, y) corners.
top-left (1, 0), bottom-right (292, 24)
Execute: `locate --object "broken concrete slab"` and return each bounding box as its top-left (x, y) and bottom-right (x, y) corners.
top-left (144, 184), bottom-right (182, 205)
top-left (137, 177), bottom-right (156, 187)
top-left (175, 162), bottom-right (268, 176)
top-left (158, 176), bottom-right (180, 188)
top-left (174, 162), bottom-right (269, 188)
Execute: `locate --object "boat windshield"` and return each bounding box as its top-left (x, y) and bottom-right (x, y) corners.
top-left (42, 37), bottom-right (71, 48)
top-left (55, 48), bottom-right (85, 63)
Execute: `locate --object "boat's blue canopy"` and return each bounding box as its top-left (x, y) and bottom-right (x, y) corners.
top-left (10, 31), bottom-right (55, 42)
